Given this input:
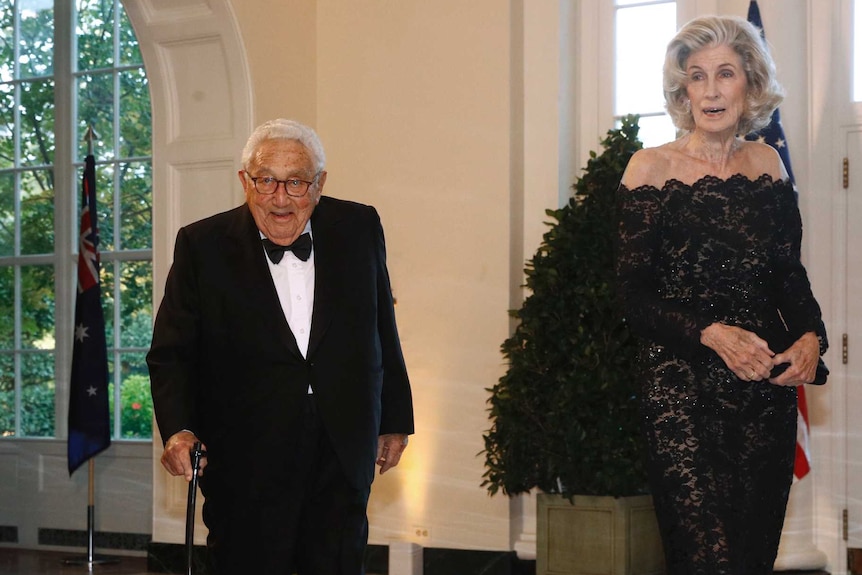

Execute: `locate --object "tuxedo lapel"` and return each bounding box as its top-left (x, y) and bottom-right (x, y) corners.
top-left (308, 199), bottom-right (340, 358)
top-left (223, 206), bottom-right (305, 361)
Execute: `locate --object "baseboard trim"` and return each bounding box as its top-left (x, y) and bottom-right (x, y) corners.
top-left (146, 542), bottom-right (536, 575)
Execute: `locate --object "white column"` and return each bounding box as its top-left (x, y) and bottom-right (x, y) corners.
top-left (774, 476), bottom-right (828, 571)
top-left (389, 541), bottom-right (423, 575)
top-left (511, 491), bottom-right (537, 559)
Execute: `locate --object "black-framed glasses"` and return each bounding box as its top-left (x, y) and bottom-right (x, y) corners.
top-left (244, 171), bottom-right (320, 197)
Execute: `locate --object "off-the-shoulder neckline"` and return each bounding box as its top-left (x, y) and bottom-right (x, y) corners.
top-left (620, 172), bottom-right (792, 193)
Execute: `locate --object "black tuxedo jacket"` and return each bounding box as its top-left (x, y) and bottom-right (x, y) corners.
top-left (147, 196), bottom-right (413, 491)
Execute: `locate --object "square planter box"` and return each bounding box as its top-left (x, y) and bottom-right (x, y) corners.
top-left (537, 493), bottom-right (665, 575)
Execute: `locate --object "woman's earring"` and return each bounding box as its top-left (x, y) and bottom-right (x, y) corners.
top-left (683, 99), bottom-right (691, 113)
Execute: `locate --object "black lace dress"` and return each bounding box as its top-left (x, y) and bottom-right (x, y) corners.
top-left (616, 174), bottom-right (827, 575)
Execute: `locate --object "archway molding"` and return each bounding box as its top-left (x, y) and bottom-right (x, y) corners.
top-left (121, 0), bottom-right (253, 545)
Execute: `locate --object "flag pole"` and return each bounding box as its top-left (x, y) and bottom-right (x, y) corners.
top-left (84, 125), bottom-right (96, 563)
top-left (86, 458), bottom-right (97, 564)
top-left (64, 126), bottom-right (117, 568)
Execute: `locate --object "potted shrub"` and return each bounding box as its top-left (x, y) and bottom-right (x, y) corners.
top-left (482, 116), bottom-right (663, 575)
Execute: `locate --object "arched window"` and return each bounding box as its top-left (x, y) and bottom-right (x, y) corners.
top-left (0, 0), bottom-right (153, 440)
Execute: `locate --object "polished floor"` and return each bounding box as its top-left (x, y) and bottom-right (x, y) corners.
top-left (0, 548), bottom-right (156, 574)
top-left (0, 547), bottom-right (833, 575)
top-left (0, 548), bottom-right (388, 575)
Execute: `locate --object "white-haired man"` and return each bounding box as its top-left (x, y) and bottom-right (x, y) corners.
top-left (148, 119), bottom-right (414, 574)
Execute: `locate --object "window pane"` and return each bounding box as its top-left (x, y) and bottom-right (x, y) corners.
top-left (119, 8), bottom-right (142, 67)
top-left (20, 168), bottom-right (54, 254)
top-left (0, 266), bottom-right (12, 349)
top-left (18, 0), bottom-right (54, 79)
top-left (20, 79), bottom-right (55, 166)
top-left (616, 114), bottom-right (678, 149)
top-left (615, 2), bottom-right (676, 115)
top-left (0, 83), bottom-right (13, 168)
top-left (77, 0), bottom-right (114, 71)
top-left (0, 352), bottom-right (12, 436)
top-left (856, 0), bottom-right (862, 101)
top-left (77, 73), bottom-right (115, 161)
top-left (120, 162), bottom-right (151, 249)
top-left (120, 260), bottom-right (152, 348)
top-left (20, 351), bottom-right (54, 437)
top-left (91, 162), bottom-right (114, 250)
top-left (20, 265), bottom-right (54, 349)
top-left (0, 4), bottom-right (13, 80)
top-left (107, 356), bottom-right (115, 436)
top-left (119, 69), bottom-right (151, 157)
top-left (0, 172), bottom-right (13, 255)
top-left (117, 352), bottom-right (151, 439)
top-left (636, 114), bottom-right (678, 149)
top-left (100, 260), bottom-right (115, 345)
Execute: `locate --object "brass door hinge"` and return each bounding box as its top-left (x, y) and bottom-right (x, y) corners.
top-left (846, 333), bottom-right (850, 365)
top-left (845, 157), bottom-right (850, 189)
top-left (845, 508), bottom-right (850, 541)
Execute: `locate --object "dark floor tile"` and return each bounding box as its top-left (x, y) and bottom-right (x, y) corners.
top-left (0, 548), bottom-right (153, 574)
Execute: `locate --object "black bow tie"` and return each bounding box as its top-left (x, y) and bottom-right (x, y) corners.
top-left (262, 233), bottom-right (312, 263)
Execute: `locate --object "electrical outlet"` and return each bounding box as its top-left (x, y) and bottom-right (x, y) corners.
top-left (412, 526), bottom-right (430, 538)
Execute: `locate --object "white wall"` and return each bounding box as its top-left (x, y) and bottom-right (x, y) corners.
top-left (314, 0), bottom-right (514, 550)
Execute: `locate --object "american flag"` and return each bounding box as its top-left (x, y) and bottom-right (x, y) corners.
top-left (744, 0), bottom-right (810, 481)
top-left (67, 153), bottom-right (111, 475)
top-left (744, 1), bottom-right (796, 185)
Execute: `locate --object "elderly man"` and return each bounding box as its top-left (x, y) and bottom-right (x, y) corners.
top-left (147, 119), bottom-right (414, 575)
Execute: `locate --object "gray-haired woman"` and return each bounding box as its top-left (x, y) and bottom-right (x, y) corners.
top-left (617, 15), bottom-right (828, 574)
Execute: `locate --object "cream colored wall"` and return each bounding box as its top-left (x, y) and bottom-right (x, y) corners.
top-left (314, 1), bottom-right (513, 550)
top-left (227, 0), bottom-right (549, 551)
top-left (228, 0), bottom-right (318, 125)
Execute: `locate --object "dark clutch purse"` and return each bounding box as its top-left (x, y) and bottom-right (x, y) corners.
top-left (760, 308), bottom-right (829, 385)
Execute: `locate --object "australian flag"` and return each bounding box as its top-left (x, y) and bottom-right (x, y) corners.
top-left (744, 0), bottom-right (796, 186)
top-left (67, 153), bottom-right (111, 475)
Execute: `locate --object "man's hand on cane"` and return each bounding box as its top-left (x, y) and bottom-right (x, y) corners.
top-left (163, 430), bottom-right (208, 481)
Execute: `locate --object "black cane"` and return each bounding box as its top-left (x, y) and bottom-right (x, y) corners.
top-left (186, 441), bottom-right (206, 575)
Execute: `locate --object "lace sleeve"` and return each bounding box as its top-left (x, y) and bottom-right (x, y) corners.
top-left (616, 183), bottom-right (712, 357)
top-left (771, 183), bottom-right (829, 353)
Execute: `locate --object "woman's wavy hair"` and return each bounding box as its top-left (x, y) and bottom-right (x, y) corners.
top-left (663, 15), bottom-right (784, 135)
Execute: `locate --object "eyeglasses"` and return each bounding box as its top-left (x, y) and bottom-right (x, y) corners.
top-left (244, 171), bottom-right (320, 197)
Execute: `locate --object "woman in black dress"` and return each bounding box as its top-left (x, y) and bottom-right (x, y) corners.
top-left (616, 15), bottom-right (828, 574)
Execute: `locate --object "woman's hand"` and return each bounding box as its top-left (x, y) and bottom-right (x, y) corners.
top-left (769, 331), bottom-right (820, 387)
top-left (700, 322), bottom-right (775, 381)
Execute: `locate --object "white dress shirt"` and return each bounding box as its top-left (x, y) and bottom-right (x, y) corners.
top-left (262, 223), bottom-right (315, 391)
